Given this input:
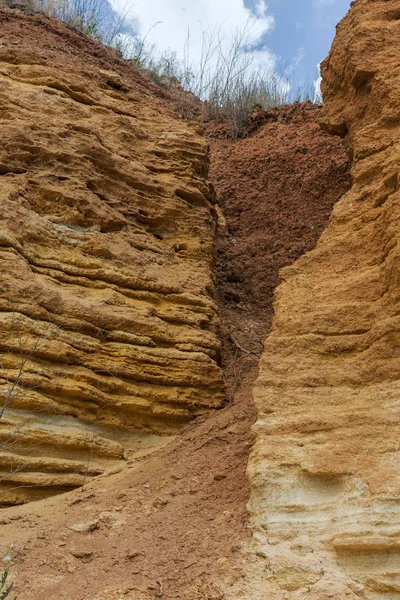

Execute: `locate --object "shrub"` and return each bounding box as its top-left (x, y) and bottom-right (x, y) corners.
top-left (33, 0), bottom-right (127, 44)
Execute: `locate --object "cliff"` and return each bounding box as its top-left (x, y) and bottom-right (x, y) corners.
top-left (3, 0), bottom-right (389, 597)
top-left (0, 91), bottom-right (350, 600)
top-left (243, 0), bottom-right (400, 597)
top-left (0, 10), bottom-right (224, 506)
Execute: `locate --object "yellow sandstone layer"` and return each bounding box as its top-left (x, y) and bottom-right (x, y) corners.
top-left (241, 1), bottom-right (400, 598)
top-left (0, 13), bottom-right (223, 506)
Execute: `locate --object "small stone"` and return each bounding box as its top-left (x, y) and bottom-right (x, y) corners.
top-left (70, 519), bottom-right (99, 533)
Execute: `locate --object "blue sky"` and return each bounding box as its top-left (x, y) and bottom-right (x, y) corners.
top-left (249, 0), bottom-right (352, 88)
top-left (112, 0), bottom-right (352, 91)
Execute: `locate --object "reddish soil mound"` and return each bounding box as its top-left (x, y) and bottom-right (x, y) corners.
top-left (212, 102), bottom-right (351, 364)
top-left (2, 387), bottom-right (254, 599)
top-left (0, 9), bottom-right (170, 101)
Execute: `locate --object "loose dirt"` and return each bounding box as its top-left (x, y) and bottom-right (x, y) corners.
top-left (212, 101), bottom-right (351, 358)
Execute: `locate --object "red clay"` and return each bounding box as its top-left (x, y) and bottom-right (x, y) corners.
top-left (212, 101), bottom-right (351, 353)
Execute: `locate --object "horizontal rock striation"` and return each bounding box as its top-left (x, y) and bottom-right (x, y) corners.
top-left (0, 12), bottom-right (223, 506)
top-left (242, 1), bottom-right (400, 598)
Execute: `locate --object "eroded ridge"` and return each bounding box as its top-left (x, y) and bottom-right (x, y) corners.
top-left (0, 12), bottom-right (223, 506)
top-left (242, 1), bottom-right (400, 598)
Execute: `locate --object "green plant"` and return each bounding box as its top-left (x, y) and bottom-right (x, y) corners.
top-left (0, 567), bottom-right (16, 600)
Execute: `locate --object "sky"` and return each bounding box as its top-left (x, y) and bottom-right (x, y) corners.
top-left (260, 0), bottom-right (352, 89)
top-left (111, 0), bottom-right (352, 93)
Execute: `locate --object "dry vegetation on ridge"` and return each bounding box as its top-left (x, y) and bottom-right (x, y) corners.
top-left (18, 0), bottom-right (314, 136)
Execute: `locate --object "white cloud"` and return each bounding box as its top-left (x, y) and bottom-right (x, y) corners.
top-left (111, 0), bottom-right (276, 73)
top-left (283, 46), bottom-right (305, 80)
top-left (293, 47), bottom-right (305, 67)
top-left (313, 62), bottom-right (323, 103)
top-left (253, 0), bottom-right (269, 19)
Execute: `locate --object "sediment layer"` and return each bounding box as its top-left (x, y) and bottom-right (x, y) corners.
top-left (0, 11), bottom-right (223, 506)
top-left (244, 1), bottom-right (400, 598)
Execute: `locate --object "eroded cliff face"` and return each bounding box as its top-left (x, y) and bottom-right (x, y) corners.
top-left (0, 11), bottom-right (223, 506)
top-left (0, 96), bottom-right (351, 599)
top-left (242, 1), bottom-right (400, 598)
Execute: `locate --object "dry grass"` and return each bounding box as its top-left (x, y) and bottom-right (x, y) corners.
top-left (31, 0), bottom-right (313, 136)
top-left (120, 22), bottom-right (312, 137)
top-left (33, 0), bottom-right (126, 44)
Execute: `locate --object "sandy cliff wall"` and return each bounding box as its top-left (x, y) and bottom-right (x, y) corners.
top-left (0, 12), bottom-right (223, 506)
top-left (0, 100), bottom-right (351, 600)
top-left (242, 0), bottom-right (400, 598)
